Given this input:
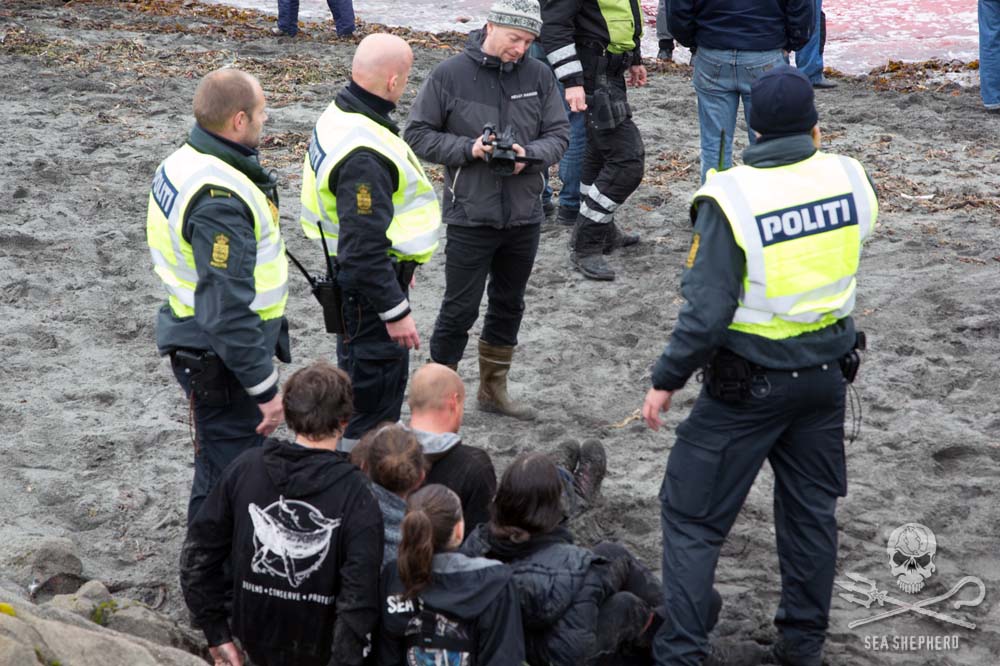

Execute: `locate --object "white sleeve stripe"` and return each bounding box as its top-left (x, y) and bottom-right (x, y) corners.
top-left (547, 43), bottom-right (578, 64)
top-left (553, 61), bottom-right (583, 79)
top-left (379, 298), bottom-right (410, 321)
top-left (245, 369), bottom-right (279, 396)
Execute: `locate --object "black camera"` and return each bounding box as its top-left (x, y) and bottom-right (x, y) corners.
top-left (482, 123), bottom-right (520, 176)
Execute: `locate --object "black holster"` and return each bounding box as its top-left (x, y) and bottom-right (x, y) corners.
top-left (704, 349), bottom-right (752, 403)
top-left (839, 331), bottom-right (867, 383)
top-left (582, 51), bottom-right (631, 131)
top-left (173, 349), bottom-right (231, 407)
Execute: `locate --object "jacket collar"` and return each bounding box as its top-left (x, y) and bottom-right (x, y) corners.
top-left (463, 28), bottom-right (524, 71)
top-left (742, 134), bottom-right (817, 168)
top-left (187, 123), bottom-right (271, 186)
top-left (335, 85), bottom-right (400, 135)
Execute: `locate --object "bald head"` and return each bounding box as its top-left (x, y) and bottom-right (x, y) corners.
top-left (193, 68), bottom-right (262, 133)
top-left (409, 363), bottom-right (465, 413)
top-left (351, 33), bottom-right (414, 104)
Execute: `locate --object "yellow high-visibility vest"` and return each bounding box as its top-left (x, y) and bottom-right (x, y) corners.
top-left (693, 151), bottom-right (877, 340)
top-left (146, 144), bottom-right (288, 320)
top-left (299, 101), bottom-right (441, 263)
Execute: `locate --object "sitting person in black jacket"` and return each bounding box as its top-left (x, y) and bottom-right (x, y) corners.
top-left (180, 361), bottom-right (383, 666)
top-left (462, 452), bottom-right (722, 666)
top-left (376, 484), bottom-right (525, 666)
top-left (351, 422), bottom-right (429, 562)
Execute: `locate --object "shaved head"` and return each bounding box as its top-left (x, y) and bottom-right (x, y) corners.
top-left (409, 363), bottom-right (465, 413)
top-left (193, 68), bottom-right (262, 133)
top-left (352, 33), bottom-right (414, 103)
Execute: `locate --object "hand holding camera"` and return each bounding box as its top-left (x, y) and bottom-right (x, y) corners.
top-left (476, 123), bottom-right (543, 176)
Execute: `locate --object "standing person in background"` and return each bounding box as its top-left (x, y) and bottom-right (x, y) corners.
top-left (405, 0), bottom-right (569, 421)
top-left (980, 0), bottom-right (1000, 111)
top-left (795, 1), bottom-right (837, 88)
top-left (641, 67), bottom-right (877, 665)
top-left (669, 0), bottom-right (813, 182)
top-left (181, 361), bottom-right (383, 666)
top-left (300, 34), bottom-right (441, 451)
top-left (146, 68), bottom-right (289, 525)
top-left (375, 484), bottom-right (525, 666)
top-left (542, 0), bottom-right (645, 281)
top-left (273, 0), bottom-right (355, 37)
top-left (656, 0), bottom-right (675, 62)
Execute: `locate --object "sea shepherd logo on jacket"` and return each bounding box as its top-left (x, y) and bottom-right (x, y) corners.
top-left (248, 496), bottom-right (341, 588)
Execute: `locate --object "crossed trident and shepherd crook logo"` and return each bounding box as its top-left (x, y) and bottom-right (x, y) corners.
top-left (836, 523), bottom-right (986, 629)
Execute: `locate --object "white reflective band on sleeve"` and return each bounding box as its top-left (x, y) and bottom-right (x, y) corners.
top-left (150, 247), bottom-right (198, 283)
top-left (164, 282), bottom-right (196, 308)
top-left (250, 283), bottom-right (289, 311)
top-left (245, 368), bottom-right (279, 396)
top-left (554, 61), bottom-right (584, 79)
top-left (588, 186), bottom-right (620, 212)
top-left (547, 43), bottom-right (578, 65)
top-left (379, 298), bottom-right (410, 321)
top-left (392, 227), bottom-right (440, 256)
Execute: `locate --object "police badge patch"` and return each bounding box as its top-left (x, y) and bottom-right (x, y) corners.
top-left (356, 183), bottom-right (373, 215)
top-left (211, 233), bottom-right (230, 269)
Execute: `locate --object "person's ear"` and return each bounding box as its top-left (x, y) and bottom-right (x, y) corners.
top-left (387, 73), bottom-right (399, 95)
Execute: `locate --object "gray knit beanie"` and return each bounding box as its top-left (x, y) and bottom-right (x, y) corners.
top-left (487, 0), bottom-right (542, 37)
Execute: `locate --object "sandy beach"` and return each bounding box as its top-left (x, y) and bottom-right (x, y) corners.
top-left (2, 1), bottom-right (1000, 663)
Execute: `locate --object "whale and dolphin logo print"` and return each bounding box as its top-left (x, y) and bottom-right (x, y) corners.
top-left (248, 496), bottom-right (341, 588)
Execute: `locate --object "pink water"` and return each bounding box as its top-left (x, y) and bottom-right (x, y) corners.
top-left (207, 0), bottom-right (980, 75)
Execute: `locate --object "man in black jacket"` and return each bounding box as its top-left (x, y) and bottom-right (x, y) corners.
top-left (146, 69), bottom-right (290, 524)
top-left (405, 0), bottom-right (569, 421)
top-left (541, 0), bottom-right (646, 281)
top-left (300, 34), bottom-right (441, 450)
top-left (669, 0), bottom-right (813, 182)
top-left (181, 361), bottom-right (383, 666)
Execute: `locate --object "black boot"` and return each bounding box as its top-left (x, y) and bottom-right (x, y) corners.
top-left (603, 219), bottom-right (640, 254)
top-left (657, 38), bottom-right (674, 62)
top-left (573, 439), bottom-right (607, 503)
top-left (571, 220), bottom-right (615, 281)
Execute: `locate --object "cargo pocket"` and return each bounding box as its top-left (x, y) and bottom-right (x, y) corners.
top-left (660, 420), bottom-right (730, 519)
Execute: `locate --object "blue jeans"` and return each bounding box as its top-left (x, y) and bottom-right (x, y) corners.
top-left (692, 47), bottom-right (784, 182)
top-left (277, 0), bottom-right (299, 35)
top-left (795, 0), bottom-right (824, 82)
top-left (530, 42), bottom-right (586, 210)
top-left (981, 0), bottom-right (1000, 108)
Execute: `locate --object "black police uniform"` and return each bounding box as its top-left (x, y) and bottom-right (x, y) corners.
top-left (155, 125), bottom-right (291, 525)
top-left (330, 83), bottom-right (415, 448)
top-left (649, 135), bottom-right (875, 665)
top-left (542, 0), bottom-right (646, 275)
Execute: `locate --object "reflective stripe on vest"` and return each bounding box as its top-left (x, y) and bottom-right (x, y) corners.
top-left (299, 101), bottom-right (441, 264)
top-left (693, 151), bottom-right (878, 340)
top-left (146, 144), bottom-right (288, 320)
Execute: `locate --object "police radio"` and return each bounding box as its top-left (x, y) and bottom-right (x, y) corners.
top-left (286, 229), bottom-right (345, 335)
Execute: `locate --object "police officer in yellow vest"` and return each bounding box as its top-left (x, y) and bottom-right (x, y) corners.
top-left (147, 68), bottom-right (290, 525)
top-left (640, 67), bottom-right (878, 666)
top-left (301, 34), bottom-right (441, 450)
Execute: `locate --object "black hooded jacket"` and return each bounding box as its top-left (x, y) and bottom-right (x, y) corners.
top-left (460, 525), bottom-right (620, 666)
top-left (180, 438), bottom-right (383, 665)
top-left (404, 30), bottom-right (569, 229)
top-left (375, 552), bottom-right (525, 666)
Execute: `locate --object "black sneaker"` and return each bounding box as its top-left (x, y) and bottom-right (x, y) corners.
top-left (556, 206), bottom-right (579, 226)
top-left (573, 439), bottom-right (607, 502)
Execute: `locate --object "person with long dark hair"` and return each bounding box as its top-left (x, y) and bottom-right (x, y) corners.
top-left (462, 452), bottom-right (722, 666)
top-left (376, 484), bottom-right (524, 666)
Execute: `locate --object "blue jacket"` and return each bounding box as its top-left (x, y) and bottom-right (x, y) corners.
top-left (668, 0), bottom-right (813, 52)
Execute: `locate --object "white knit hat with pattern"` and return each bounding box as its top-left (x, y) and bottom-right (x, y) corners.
top-left (487, 0), bottom-right (542, 36)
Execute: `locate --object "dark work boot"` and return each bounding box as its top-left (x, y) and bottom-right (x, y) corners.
top-left (476, 339), bottom-right (537, 421)
top-left (556, 438), bottom-right (581, 473)
top-left (571, 220), bottom-right (615, 281)
top-left (657, 39), bottom-right (674, 62)
top-left (603, 219), bottom-right (640, 254)
top-left (573, 439), bottom-right (607, 503)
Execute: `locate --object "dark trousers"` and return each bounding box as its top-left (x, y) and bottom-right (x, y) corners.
top-left (337, 292), bottom-right (409, 446)
top-left (171, 358), bottom-right (263, 525)
top-left (654, 365), bottom-right (847, 666)
top-left (430, 223), bottom-right (541, 364)
top-left (579, 72), bottom-right (645, 227)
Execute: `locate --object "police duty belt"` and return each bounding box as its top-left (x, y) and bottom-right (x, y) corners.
top-left (836, 572), bottom-right (985, 629)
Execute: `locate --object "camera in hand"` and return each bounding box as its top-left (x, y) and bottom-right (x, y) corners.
top-left (482, 123), bottom-right (519, 176)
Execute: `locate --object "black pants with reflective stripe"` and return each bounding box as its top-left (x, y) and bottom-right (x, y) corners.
top-left (580, 73), bottom-right (645, 225)
top-left (337, 291), bottom-right (409, 446)
top-left (653, 364), bottom-right (847, 666)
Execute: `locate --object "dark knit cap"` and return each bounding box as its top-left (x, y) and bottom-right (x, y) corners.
top-left (749, 66), bottom-right (819, 139)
